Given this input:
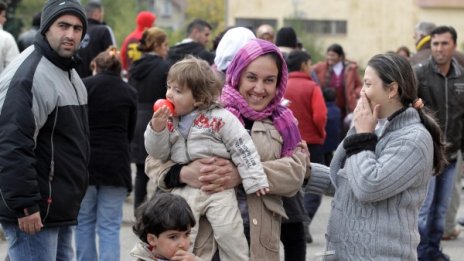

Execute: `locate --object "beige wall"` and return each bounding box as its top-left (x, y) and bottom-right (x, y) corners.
top-left (154, 4), bottom-right (185, 31)
top-left (227, 0), bottom-right (464, 68)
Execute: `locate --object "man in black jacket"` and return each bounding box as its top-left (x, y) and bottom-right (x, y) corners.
top-left (167, 18), bottom-right (215, 65)
top-left (416, 25), bottom-right (464, 261)
top-left (76, 1), bottom-right (116, 77)
top-left (0, 0), bottom-right (89, 260)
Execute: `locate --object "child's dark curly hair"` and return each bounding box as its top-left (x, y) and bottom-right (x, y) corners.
top-left (132, 192), bottom-right (196, 243)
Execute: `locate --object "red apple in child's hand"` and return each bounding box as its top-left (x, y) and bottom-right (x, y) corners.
top-left (153, 99), bottom-right (175, 115)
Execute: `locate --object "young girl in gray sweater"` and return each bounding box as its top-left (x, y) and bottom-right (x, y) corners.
top-left (305, 53), bottom-right (446, 260)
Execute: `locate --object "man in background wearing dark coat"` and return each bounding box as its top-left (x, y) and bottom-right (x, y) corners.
top-left (410, 21), bottom-right (464, 67)
top-left (167, 19), bottom-right (215, 65)
top-left (76, 1), bottom-right (116, 77)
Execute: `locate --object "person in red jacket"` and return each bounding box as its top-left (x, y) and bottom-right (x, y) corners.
top-left (284, 49), bottom-right (327, 245)
top-left (285, 50), bottom-right (327, 163)
top-left (120, 11), bottom-right (156, 73)
top-left (311, 43), bottom-right (362, 127)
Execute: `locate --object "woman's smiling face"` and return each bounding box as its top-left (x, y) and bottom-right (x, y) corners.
top-left (362, 66), bottom-right (391, 113)
top-left (238, 55), bottom-right (279, 111)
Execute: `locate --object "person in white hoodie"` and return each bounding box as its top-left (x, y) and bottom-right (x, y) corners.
top-left (0, 1), bottom-right (19, 74)
top-left (214, 27), bottom-right (255, 74)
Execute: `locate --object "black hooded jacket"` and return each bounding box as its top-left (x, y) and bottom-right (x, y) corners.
top-left (84, 71), bottom-right (137, 191)
top-left (167, 41), bottom-right (215, 65)
top-left (0, 34), bottom-right (90, 226)
top-left (129, 54), bottom-right (170, 104)
top-left (128, 54), bottom-right (170, 163)
top-left (76, 18), bottom-right (116, 78)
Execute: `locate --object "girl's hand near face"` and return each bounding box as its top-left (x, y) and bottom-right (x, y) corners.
top-left (353, 92), bottom-right (380, 133)
top-left (151, 106), bottom-right (171, 132)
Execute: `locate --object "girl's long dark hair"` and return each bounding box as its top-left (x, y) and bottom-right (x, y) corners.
top-left (368, 53), bottom-right (446, 175)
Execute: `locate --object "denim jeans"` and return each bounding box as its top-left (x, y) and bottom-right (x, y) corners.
top-left (418, 161), bottom-right (456, 260)
top-left (75, 185), bottom-right (127, 261)
top-left (304, 144), bottom-right (325, 221)
top-left (1, 223), bottom-right (74, 261)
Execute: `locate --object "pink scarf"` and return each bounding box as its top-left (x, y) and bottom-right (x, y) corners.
top-left (220, 39), bottom-right (301, 157)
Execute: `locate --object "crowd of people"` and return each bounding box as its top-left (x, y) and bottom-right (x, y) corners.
top-left (1, 0), bottom-right (464, 261)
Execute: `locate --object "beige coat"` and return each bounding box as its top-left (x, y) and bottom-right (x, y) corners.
top-left (145, 118), bottom-right (310, 261)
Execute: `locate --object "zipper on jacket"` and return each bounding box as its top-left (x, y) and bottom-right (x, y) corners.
top-left (0, 188), bottom-right (14, 213)
top-left (180, 112), bottom-right (198, 163)
top-left (43, 106), bottom-right (59, 222)
top-left (444, 77), bottom-right (449, 142)
top-left (184, 139), bottom-right (188, 162)
top-left (69, 71), bottom-right (81, 106)
top-left (69, 70), bottom-right (90, 161)
top-left (184, 137), bottom-right (191, 162)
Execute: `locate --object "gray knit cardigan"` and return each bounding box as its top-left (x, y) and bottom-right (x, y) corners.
top-left (305, 108), bottom-right (433, 260)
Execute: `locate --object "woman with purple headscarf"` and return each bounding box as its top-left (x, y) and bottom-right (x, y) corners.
top-left (146, 39), bottom-right (309, 261)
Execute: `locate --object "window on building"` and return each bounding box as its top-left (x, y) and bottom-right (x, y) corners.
top-left (418, 0), bottom-right (464, 8)
top-left (235, 18), bottom-right (278, 32)
top-left (284, 19), bottom-right (347, 35)
top-left (161, 0), bottom-right (172, 17)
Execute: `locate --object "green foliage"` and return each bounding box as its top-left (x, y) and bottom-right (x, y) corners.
top-left (3, 0), bottom-right (23, 38)
top-left (299, 34), bottom-right (325, 64)
top-left (164, 27), bottom-right (185, 47)
top-left (14, 0), bottom-right (224, 51)
top-left (4, 17), bottom-right (22, 38)
top-left (15, 0), bottom-right (43, 32)
top-left (80, 0), bottom-right (137, 47)
top-left (186, 0), bottom-right (224, 30)
top-left (16, 0), bottom-right (137, 47)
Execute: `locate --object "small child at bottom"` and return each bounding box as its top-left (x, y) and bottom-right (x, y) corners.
top-left (145, 56), bottom-right (269, 261)
top-left (131, 193), bottom-right (200, 261)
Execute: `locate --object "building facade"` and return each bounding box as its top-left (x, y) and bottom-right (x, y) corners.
top-left (142, 0), bottom-right (186, 31)
top-left (226, 0), bottom-right (464, 67)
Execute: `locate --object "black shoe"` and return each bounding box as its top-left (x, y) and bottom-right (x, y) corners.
top-left (458, 217), bottom-right (464, 226)
top-left (431, 252), bottom-right (450, 261)
top-left (304, 225), bottom-right (313, 244)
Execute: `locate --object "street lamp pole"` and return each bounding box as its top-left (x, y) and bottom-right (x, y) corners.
top-left (224, 0), bottom-right (228, 27)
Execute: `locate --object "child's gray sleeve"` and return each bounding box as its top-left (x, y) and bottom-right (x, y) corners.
top-left (221, 111), bottom-right (268, 194)
top-left (303, 163), bottom-right (335, 196)
top-left (144, 123), bottom-right (171, 161)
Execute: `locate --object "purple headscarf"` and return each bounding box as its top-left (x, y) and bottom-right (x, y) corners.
top-left (220, 39), bottom-right (301, 157)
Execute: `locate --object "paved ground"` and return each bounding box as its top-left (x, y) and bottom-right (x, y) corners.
top-left (1, 184), bottom-right (464, 260)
